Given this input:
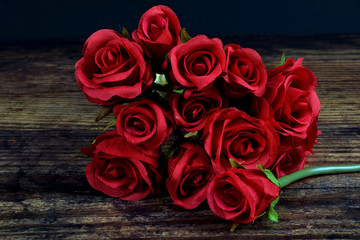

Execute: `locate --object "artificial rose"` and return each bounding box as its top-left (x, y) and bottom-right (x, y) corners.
top-left (82, 130), bottom-right (161, 201)
top-left (272, 145), bottom-right (306, 178)
top-left (169, 35), bottom-right (226, 91)
top-left (207, 168), bottom-right (280, 224)
top-left (224, 44), bottom-right (267, 98)
top-left (166, 142), bottom-right (214, 209)
top-left (169, 86), bottom-right (223, 132)
top-left (132, 5), bottom-right (181, 61)
top-left (113, 99), bottom-right (173, 150)
top-left (294, 116), bottom-right (320, 155)
top-left (75, 29), bottom-right (153, 105)
top-left (264, 58), bottom-right (320, 140)
top-left (202, 108), bottom-right (279, 172)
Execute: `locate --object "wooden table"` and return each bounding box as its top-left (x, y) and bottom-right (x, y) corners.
top-left (0, 34), bottom-right (359, 239)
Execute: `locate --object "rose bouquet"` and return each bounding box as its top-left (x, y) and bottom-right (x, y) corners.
top-left (75, 5), bottom-right (360, 230)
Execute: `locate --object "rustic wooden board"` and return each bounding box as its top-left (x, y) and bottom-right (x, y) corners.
top-left (0, 34), bottom-right (359, 239)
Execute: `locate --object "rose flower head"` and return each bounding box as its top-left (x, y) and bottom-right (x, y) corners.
top-left (202, 108), bottom-right (279, 173)
top-left (166, 142), bottom-right (214, 209)
top-left (169, 86), bottom-right (223, 132)
top-left (272, 145), bottom-right (306, 178)
top-left (169, 35), bottom-right (226, 91)
top-left (82, 130), bottom-right (161, 201)
top-left (75, 29), bottom-right (153, 105)
top-left (264, 58), bottom-right (320, 140)
top-left (224, 44), bottom-right (267, 98)
top-left (113, 99), bottom-right (173, 150)
top-left (207, 168), bottom-right (280, 224)
top-left (132, 5), bottom-right (181, 61)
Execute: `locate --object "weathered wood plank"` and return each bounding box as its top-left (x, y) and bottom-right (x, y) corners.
top-left (0, 34), bottom-right (359, 239)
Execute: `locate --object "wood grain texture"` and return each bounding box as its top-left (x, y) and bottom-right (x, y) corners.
top-left (0, 34), bottom-right (359, 239)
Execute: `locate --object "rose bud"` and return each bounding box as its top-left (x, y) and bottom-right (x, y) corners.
top-left (207, 168), bottom-right (280, 224)
top-left (169, 86), bottom-right (223, 132)
top-left (224, 44), bottom-right (267, 98)
top-left (113, 99), bottom-right (173, 150)
top-left (169, 35), bottom-right (226, 91)
top-left (75, 29), bottom-right (153, 105)
top-left (82, 130), bottom-right (161, 201)
top-left (202, 108), bottom-right (279, 173)
top-left (132, 5), bottom-right (181, 61)
top-left (166, 142), bottom-right (214, 209)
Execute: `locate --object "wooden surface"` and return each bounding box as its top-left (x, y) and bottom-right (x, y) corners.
top-left (0, 34), bottom-right (359, 239)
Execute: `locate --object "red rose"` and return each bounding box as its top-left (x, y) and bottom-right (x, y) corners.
top-left (272, 145), bottom-right (306, 178)
top-left (113, 99), bottom-right (173, 150)
top-left (75, 29), bottom-right (153, 105)
top-left (294, 116), bottom-right (321, 155)
top-left (202, 108), bottom-right (279, 172)
top-left (264, 58), bottom-right (320, 140)
top-left (169, 86), bottom-right (223, 132)
top-left (207, 168), bottom-right (280, 224)
top-left (132, 5), bottom-right (181, 60)
top-left (82, 130), bottom-right (161, 201)
top-left (169, 35), bottom-right (226, 91)
top-left (166, 142), bottom-right (214, 209)
top-left (224, 44), bottom-right (267, 98)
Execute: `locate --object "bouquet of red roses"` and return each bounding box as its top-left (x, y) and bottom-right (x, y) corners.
top-left (75, 5), bottom-right (359, 230)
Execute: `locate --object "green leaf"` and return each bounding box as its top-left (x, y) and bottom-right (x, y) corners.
top-left (173, 89), bottom-right (185, 94)
top-left (122, 102), bottom-right (130, 105)
top-left (257, 164), bottom-right (280, 187)
top-left (271, 195), bottom-right (281, 207)
top-left (122, 26), bottom-right (131, 39)
top-left (95, 105), bottom-right (113, 122)
top-left (230, 223), bottom-right (239, 232)
top-left (267, 204), bottom-right (279, 222)
top-left (154, 73), bottom-right (168, 86)
top-left (180, 28), bottom-right (191, 43)
top-left (184, 131), bottom-right (198, 138)
top-left (229, 158), bottom-right (246, 169)
top-left (280, 52), bottom-right (286, 65)
top-left (104, 118), bottom-right (116, 131)
top-left (167, 146), bottom-right (179, 159)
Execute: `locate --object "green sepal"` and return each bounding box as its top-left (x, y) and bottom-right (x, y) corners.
top-left (267, 196), bottom-right (280, 222)
top-left (154, 73), bottom-right (168, 86)
top-left (122, 102), bottom-right (130, 105)
top-left (275, 53), bottom-right (286, 67)
top-left (173, 89), bottom-right (185, 94)
top-left (180, 28), bottom-right (191, 43)
top-left (95, 105), bottom-right (113, 122)
top-left (154, 90), bottom-right (168, 101)
top-left (165, 53), bottom-right (170, 62)
top-left (104, 118), bottom-right (116, 131)
top-left (184, 131), bottom-right (198, 138)
top-left (257, 211), bottom-right (267, 218)
top-left (230, 223), bottom-right (239, 232)
top-left (229, 158), bottom-right (246, 169)
top-left (280, 52), bottom-right (286, 65)
top-left (257, 195), bottom-right (281, 222)
top-left (122, 26), bottom-right (131, 39)
top-left (257, 164), bottom-right (280, 187)
top-left (167, 146), bottom-right (179, 159)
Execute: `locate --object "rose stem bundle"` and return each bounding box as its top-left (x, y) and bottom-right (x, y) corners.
top-left (277, 164), bottom-right (360, 188)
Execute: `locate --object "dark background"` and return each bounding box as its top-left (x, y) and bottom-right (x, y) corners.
top-left (1, 0), bottom-right (360, 41)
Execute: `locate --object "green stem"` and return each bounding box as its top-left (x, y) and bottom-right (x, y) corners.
top-left (277, 164), bottom-right (360, 188)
